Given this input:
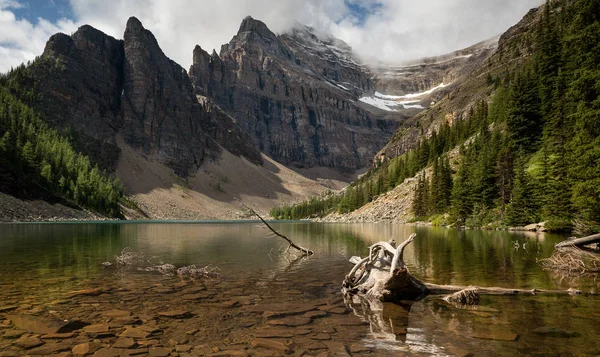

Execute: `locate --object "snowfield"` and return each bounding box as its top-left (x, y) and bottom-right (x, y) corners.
top-left (359, 83), bottom-right (446, 111)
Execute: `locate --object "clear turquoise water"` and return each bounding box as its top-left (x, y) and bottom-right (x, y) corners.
top-left (0, 222), bottom-right (598, 356)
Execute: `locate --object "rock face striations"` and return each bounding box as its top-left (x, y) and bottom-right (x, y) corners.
top-left (29, 17), bottom-right (261, 176)
top-left (34, 25), bottom-right (125, 171)
top-left (120, 17), bottom-right (207, 176)
top-left (190, 17), bottom-right (399, 173)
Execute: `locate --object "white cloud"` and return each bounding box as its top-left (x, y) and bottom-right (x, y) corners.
top-left (0, 0), bottom-right (543, 74)
top-left (330, 0), bottom-right (544, 64)
top-left (0, 1), bottom-right (77, 72)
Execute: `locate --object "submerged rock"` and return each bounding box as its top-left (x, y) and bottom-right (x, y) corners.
top-left (102, 310), bottom-right (132, 319)
top-left (266, 316), bottom-right (312, 327)
top-left (472, 330), bottom-right (519, 341)
top-left (533, 327), bottom-right (581, 338)
top-left (250, 338), bottom-right (290, 352)
top-left (157, 310), bottom-right (192, 318)
top-left (13, 335), bottom-right (44, 349)
top-left (119, 327), bottom-right (150, 339)
top-left (6, 315), bottom-right (73, 334)
top-left (113, 338), bottom-right (136, 349)
top-left (3, 330), bottom-right (26, 339)
top-left (72, 342), bottom-right (102, 355)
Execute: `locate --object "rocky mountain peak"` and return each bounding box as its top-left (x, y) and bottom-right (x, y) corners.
top-left (193, 45), bottom-right (210, 64)
top-left (125, 16), bottom-right (144, 33)
top-left (288, 24), bottom-right (353, 54)
top-left (73, 24), bottom-right (112, 42)
top-left (43, 32), bottom-right (74, 57)
top-left (237, 16), bottom-right (276, 40)
top-left (124, 16), bottom-right (162, 53)
top-left (190, 16), bottom-right (397, 173)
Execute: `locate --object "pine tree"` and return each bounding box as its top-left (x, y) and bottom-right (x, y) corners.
top-left (412, 173), bottom-right (429, 218)
top-left (536, 0), bottom-right (562, 117)
top-left (450, 157), bottom-right (472, 225)
top-left (540, 70), bottom-right (573, 230)
top-left (506, 69), bottom-right (543, 153)
top-left (505, 155), bottom-right (540, 226)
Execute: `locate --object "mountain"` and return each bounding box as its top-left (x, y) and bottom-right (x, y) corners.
top-left (272, 0), bottom-right (600, 234)
top-left (190, 17), bottom-right (399, 173)
top-left (0, 13), bottom-right (516, 221)
top-left (32, 18), bottom-right (262, 176)
top-left (0, 16), bottom-right (401, 220)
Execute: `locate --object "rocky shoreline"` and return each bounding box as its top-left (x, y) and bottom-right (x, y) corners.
top-left (0, 193), bottom-right (108, 223)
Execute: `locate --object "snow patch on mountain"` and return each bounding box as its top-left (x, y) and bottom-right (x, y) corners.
top-left (359, 83), bottom-right (446, 112)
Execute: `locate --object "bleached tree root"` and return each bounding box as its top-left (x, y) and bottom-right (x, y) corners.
top-left (343, 234), bottom-right (581, 305)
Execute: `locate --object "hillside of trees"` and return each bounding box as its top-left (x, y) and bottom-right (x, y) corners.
top-left (0, 66), bottom-right (123, 218)
top-left (271, 0), bottom-right (600, 234)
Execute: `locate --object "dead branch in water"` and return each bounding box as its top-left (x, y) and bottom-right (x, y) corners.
top-left (103, 247), bottom-right (221, 281)
top-left (555, 233), bottom-right (600, 249)
top-left (343, 234), bottom-right (582, 306)
top-left (237, 200), bottom-right (314, 256)
top-left (424, 283), bottom-right (581, 296)
top-left (539, 247), bottom-right (600, 275)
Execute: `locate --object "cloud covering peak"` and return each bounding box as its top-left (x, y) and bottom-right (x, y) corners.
top-left (0, 0), bottom-right (543, 73)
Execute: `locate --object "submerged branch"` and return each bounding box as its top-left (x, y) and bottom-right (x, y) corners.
top-left (424, 283), bottom-right (581, 296)
top-left (540, 246), bottom-right (600, 275)
top-left (103, 247), bottom-right (221, 281)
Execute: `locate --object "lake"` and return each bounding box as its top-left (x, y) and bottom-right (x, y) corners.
top-left (0, 222), bottom-right (598, 356)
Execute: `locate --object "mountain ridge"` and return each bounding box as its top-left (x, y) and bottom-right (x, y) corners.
top-left (0, 13), bottom-right (508, 221)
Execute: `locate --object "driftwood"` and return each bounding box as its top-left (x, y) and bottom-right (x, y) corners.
top-left (343, 234), bottom-right (581, 305)
top-left (343, 233), bottom-right (429, 302)
top-left (238, 201), bottom-right (314, 256)
top-left (555, 233), bottom-right (600, 249)
top-left (540, 246), bottom-right (600, 275)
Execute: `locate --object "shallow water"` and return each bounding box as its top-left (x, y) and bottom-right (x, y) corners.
top-left (0, 222), bottom-right (599, 356)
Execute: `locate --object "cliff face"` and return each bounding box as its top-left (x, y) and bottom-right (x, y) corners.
top-left (29, 17), bottom-right (261, 176)
top-left (121, 17), bottom-right (207, 176)
top-left (35, 25), bottom-right (124, 170)
top-left (190, 17), bottom-right (398, 173)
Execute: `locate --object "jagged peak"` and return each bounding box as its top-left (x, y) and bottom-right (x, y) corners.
top-left (123, 16), bottom-right (162, 54)
top-left (194, 44), bottom-right (208, 55)
top-left (72, 24), bottom-right (121, 46)
top-left (193, 44), bottom-right (210, 64)
top-left (43, 32), bottom-right (74, 56)
top-left (237, 16), bottom-right (276, 39)
top-left (125, 16), bottom-right (144, 32)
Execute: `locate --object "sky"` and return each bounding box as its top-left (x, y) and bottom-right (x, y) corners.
top-left (0, 0), bottom-right (544, 73)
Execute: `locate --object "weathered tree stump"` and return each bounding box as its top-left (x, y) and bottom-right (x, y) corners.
top-left (343, 233), bottom-right (429, 303)
top-left (343, 233), bottom-right (581, 305)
